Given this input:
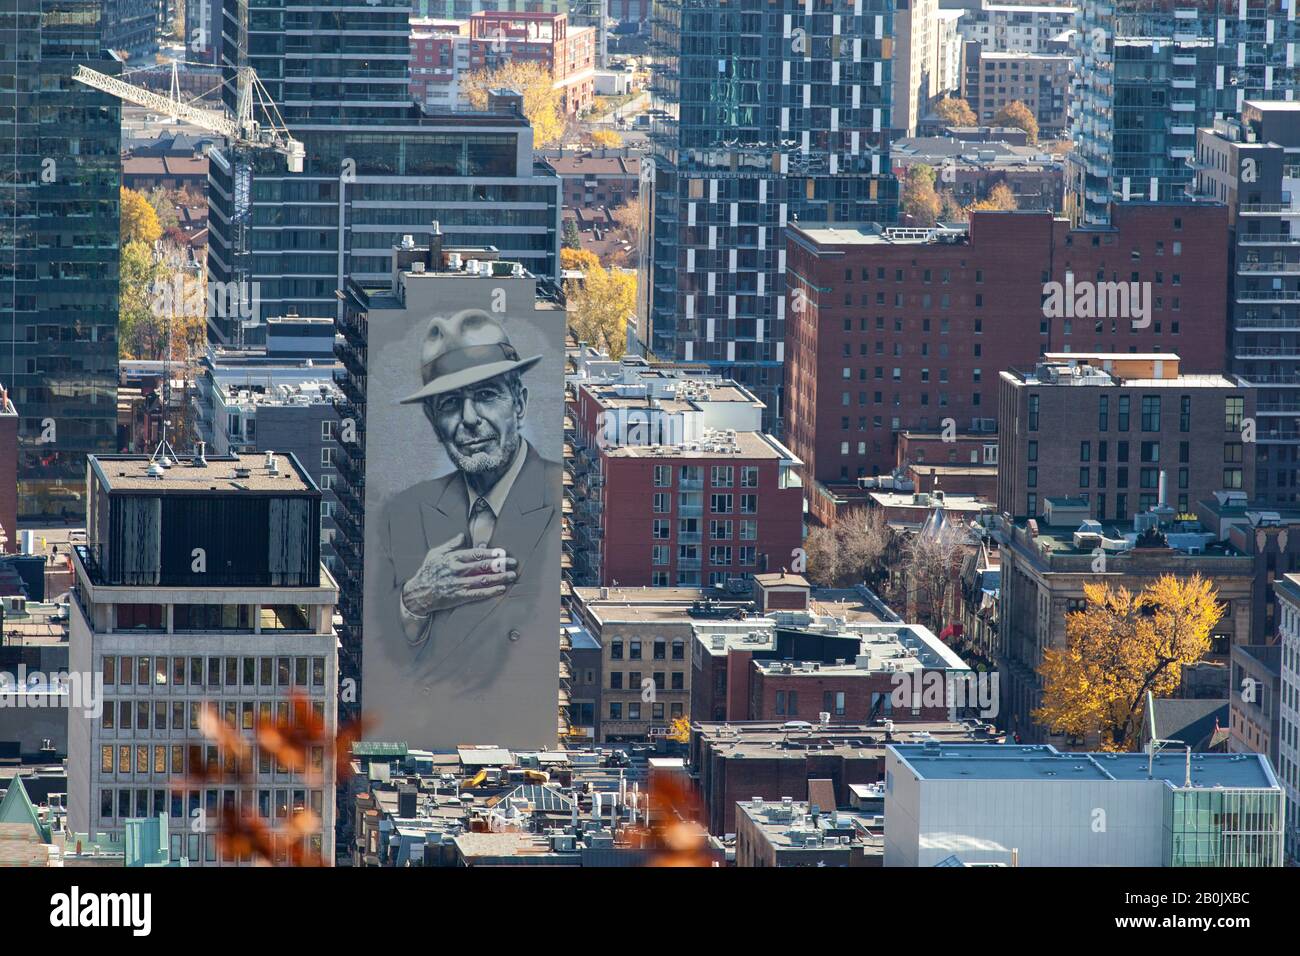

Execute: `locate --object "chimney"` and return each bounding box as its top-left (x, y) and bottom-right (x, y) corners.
top-left (428, 220), bottom-right (443, 270)
top-left (1158, 469), bottom-right (1168, 510)
top-left (193, 440), bottom-right (206, 466)
top-left (265, 451), bottom-right (278, 474)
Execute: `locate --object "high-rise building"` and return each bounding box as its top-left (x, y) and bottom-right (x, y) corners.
top-left (209, 0), bottom-right (562, 342)
top-left (1069, 1), bottom-right (1300, 226)
top-left (1275, 573), bottom-right (1300, 862)
top-left (640, 0), bottom-right (899, 433)
top-left (949, 1), bottom-right (1077, 54)
top-left (1190, 101), bottom-right (1300, 505)
top-left (67, 452), bottom-right (339, 866)
top-left (103, 0), bottom-right (163, 59)
top-left (894, 0), bottom-right (938, 136)
top-left (333, 229), bottom-right (565, 737)
top-left (0, 0), bottom-right (121, 519)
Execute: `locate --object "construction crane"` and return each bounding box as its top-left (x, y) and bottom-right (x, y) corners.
top-left (73, 59), bottom-right (302, 347)
top-left (71, 60), bottom-right (303, 172)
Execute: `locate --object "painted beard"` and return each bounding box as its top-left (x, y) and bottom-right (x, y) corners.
top-left (445, 424), bottom-right (520, 476)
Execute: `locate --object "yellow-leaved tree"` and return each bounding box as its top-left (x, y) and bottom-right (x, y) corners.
top-left (1034, 574), bottom-right (1224, 751)
top-left (992, 100), bottom-right (1039, 144)
top-left (462, 60), bottom-right (565, 148)
top-left (590, 129), bottom-right (623, 148)
top-left (667, 715), bottom-right (691, 743)
top-left (565, 263), bottom-right (635, 360)
top-left (560, 247), bottom-right (600, 273)
top-left (120, 186), bottom-right (162, 246)
top-left (967, 182), bottom-right (1018, 213)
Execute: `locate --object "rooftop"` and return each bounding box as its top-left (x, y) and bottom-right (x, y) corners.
top-left (89, 452), bottom-right (316, 494)
top-left (696, 720), bottom-right (1005, 761)
top-left (890, 743), bottom-right (1280, 790)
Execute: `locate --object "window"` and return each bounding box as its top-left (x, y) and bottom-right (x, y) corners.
top-left (1028, 395), bottom-right (1039, 431)
top-left (609, 702), bottom-right (622, 720)
top-left (320, 447), bottom-right (333, 468)
top-left (652, 519), bottom-right (670, 539)
top-left (653, 640), bottom-right (666, 660)
top-left (629, 641), bottom-right (642, 660)
top-left (610, 672), bottom-right (623, 690)
top-left (740, 520), bottom-right (757, 540)
top-left (1098, 395), bottom-right (1109, 431)
top-left (321, 420), bottom-right (335, 442)
top-left (1179, 395), bottom-right (1191, 432)
top-left (740, 494), bottom-right (758, 514)
top-left (1224, 442), bottom-right (1243, 464)
top-left (1140, 441), bottom-right (1160, 463)
top-left (1118, 396), bottom-right (1130, 431)
top-left (1027, 441), bottom-right (1038, 462)
top-left (1141, 396), bottom-right (1161, 431)
top-left (741, 466), bottom-right (759, 487)
top-left (653, 465), bottom-right (672, 487)
top-left (1079, 441), bottom-right (1091, 462)
top-left (1225, 396), bottom-right (1244, 432)
top-left (653, 493), bottom-right (669, 513)
top-left (652, 545), bottom-right (669, 565)
top-left (610, 641), bottom-right (623, 661)
top-left (710, 519), bottom-right (732, 539)
top-left (711, 465), bottom-right (733, 487)
top-left (710, 494), bottom-right (733, 513)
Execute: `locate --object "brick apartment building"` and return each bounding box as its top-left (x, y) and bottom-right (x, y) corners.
top-left (961, 46), bottom-right (1072, 138)
top-left (784, 204), bottom-right (1229, 524)
top-left (546, 149), bottom-right (640, 210)
top-left (566, 360), bottom-right (803, 588)
top-left (997, 353), bottom-right (1257, 522)
top-left (409, 18), bottom-right (469, 112)
top-left (468, 11), bottom-right (596, 114)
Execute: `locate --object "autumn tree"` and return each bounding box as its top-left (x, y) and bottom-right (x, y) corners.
top-left (565, 263), bottom-right (635, 359)
top-left (802, 508), bottom-right (890, 588)
top-left (121, 186), bottom-right (162, 246)
top-left (462, 61), bottom-right (565, 147)
top-left (939, 189), bottom-right (968, 223)
top-left (1034, 575), bottom-right (1224, 751)
top-left (561, 247), bottom-right (600, 272)
top-left (667, 715), bottom-right (691, 743)
top-left (933, 95), bottom-right (977, 127)
top-left (967, 181), bottom-right (1018, 213)
top-left (590, 129), bottom-right (624, 148)
top-left (900, 516), bottom-right (968, 631)
top-left (900, 165), bottom-right (941, 226)
top-left (992, 100), bottom-right (1039, 144)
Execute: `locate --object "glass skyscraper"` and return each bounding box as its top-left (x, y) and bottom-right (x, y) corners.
top-left (207, 0), bottom-right (561, 343)
top-left (1070, 0), bottom-right (1300, 226)
top-left (640, 0), bottom-right (898, 433)
top-left (0, 0), bottom-right (121, 518)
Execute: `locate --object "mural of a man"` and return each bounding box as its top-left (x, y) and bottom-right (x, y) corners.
top-left (375, 308), bottom-right (561, 699)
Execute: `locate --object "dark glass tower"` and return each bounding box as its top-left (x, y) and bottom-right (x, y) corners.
top-left (0, 0), bottom-right (121, 518)
top-left (207, 0), bottom-right (561, 342)
top-left (641, 0), bottom-right (899, 433)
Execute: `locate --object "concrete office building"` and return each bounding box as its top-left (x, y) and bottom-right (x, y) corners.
top-left (885, 742), bottom-right (1285, 867)
top-left (1190, 102), bottom-right (1300, 505)
top-left (66, 452), bottom-right (339, 866)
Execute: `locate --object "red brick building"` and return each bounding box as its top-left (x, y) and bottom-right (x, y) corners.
top-left (568, 367), bottom-right (804, 588)
top-left (409, 19), bottom-right (468, 113)
top-left (784, 204), bottom-right (1230, 526)
top-left (468, 11), bottom-right (596, 114)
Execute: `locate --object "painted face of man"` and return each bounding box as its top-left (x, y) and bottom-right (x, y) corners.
top-left (424, 374), bottom-right (526, 475)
